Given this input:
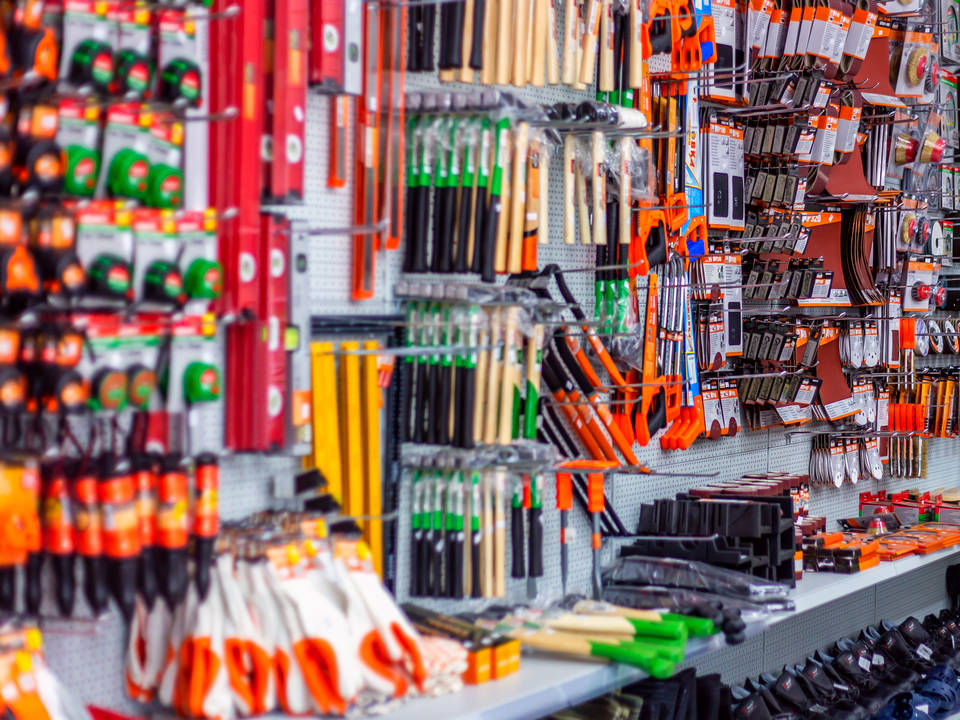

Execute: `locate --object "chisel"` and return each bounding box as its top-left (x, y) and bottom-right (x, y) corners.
top-left (524, 323), bottom-right (544, 439)
top-left (430, 468), bottom-right (445, 595)
top-left (454, 304), bottom-right (480, 448)
top-left (401, 301), bottom-right (419, 441)
top-left (410, 470), bottom-right (424, 595)
top-left (469, 470), bottom-right (482, 597)
top-left (481, 469), bottom-right (494, 597)
top-left (454, 119), bottom-right (475, 273)
top-left (498, 306), bottom-right (520, 444)
top-left (473, 117), bottom-right (493, 276)
top-left (508, 122), bottom-right (529, 274)
top-left (487, 119), bottom-right (510, 278)
top-left (446, 470), bottom-right (464, 598)
top-left (527, 472), bottom-right (543, 598)
top-left (435, 304), bottom-right (454, 444)
top-left (510, 477), bottom-right (525, 579)
top-left (493, 467), bottom-right (506, 596)
top-left (425, 302), bottom-right (443, 442)
top-left (473, 322), bottom-right (490, 445)
top-left (483, 307), bottom-right (503, 443)
top-left (413, 301), bottom-right (431, 443)
top-left (403, 112), bottom-right (422, 272)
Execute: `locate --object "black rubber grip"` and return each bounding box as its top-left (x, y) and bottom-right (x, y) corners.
top-left (438, 3), bottom-right (453, 68)
top-left (430, 182), bottom-right (445, 271)
top-left (469, 0), bottom-right (485, 69)
top-left (528, 507), bottom-right (543, 577)
top-left (432, 527), bottom-right (444, 596)
top-left (412, 186), bottom-right (430, 272)
top-left (421, 5), bottom-right (437, 71)
top-left (450, 1), bottom-right (466, 67)
top-left (470, 529), bottom-right (482, 597)
top-left (400, 360), bottom-right (415, 441)
top-left (436, 186), bottom-right (457, 272)
top-left (480, 193), bottom-right (501, 282)
top-left (410, 528), bottom-right (422, 596)
top-left (454, 187), bottom-right (472, 272)
top-left (460, 366), bottom-right (477, 448)
top-left (510, 503), bottom-right (525, 578)
top-left (418, 529), bottom-right (431, 596)
top-left (404, 183), bottom-right (421, 271)
top-left (433, 364), bottom-right (452, 444)
top-left (470, 185), bottom-right (488, 273)
top-left (408, 3), bottom-right (422, 72)
top-left (453, 364), bottom-right (467, 447)
top-left (414, 361), bottom-right (430, 443)
top-left (452, 534), bottom-right (465, 598)
top-left (428, 362), bottom-right (443, 443)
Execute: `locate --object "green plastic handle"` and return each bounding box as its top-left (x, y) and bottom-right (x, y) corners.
top-left (628, 618), bottom-right (688, 642)
top-left (626, 639), bottom-right (685, 663)
top-left (590, 641), bottom-right (675, 678)
top-left (661, 613), bottom-right (717, 638)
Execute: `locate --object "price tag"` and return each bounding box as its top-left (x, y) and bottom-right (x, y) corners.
top-left (916, 643), bottom-right (933, 661)
top-left (858, 656), bottom-right (871, 672)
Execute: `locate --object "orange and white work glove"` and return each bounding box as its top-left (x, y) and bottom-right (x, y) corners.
top-left (125, 596), bottom-right (169, 702)
top-left (335, 542), bottom-right (427, 692)
top-left (33, 655), bottom-right (92, 720)
top-left (309, 544), bottom-right (407, 701)
top-left (239, 560), bottom-right (309, 715)
top-left (218, 554), bottom-right (274, 715)
top-left (269, 555), bottom-right (360, 715)
top-left (156, 587), bottom-right (190, 710)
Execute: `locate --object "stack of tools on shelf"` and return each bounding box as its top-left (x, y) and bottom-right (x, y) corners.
top-left (125, 510), bottom-right (464, 718)
top-left (602, 556), bottom-right (796, 644)
top-left (631, 489), bottom-right (798, 586)
top-left (405, 598), bottom-right (719, 679)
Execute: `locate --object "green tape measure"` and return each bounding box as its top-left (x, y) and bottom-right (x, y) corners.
top-left (184, 362), bottom-right (220, 403)
top-left (114, 48), bottom-right (152, 98)
top-left (107, 148), bottom-right (150, 200)
top-left (184, 258), bottom-right (222, 299)
top-left (159, 58), bottom-right (202, 106)
top-left (146, 163), bottom-right (183, 208)
top-left (143, 259), bottom-right (185, 304)
top-left (69, 38), bottom-right (114, 92)
top-left (64, 145), bottom-right (100, 197)
top-left (88, 254), bottom-right (131, 298)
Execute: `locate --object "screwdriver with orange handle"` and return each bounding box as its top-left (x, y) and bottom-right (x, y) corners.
top-left (559, 459), bottom-right (617, 599)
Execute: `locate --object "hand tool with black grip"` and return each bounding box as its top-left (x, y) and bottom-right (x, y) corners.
top-left (510, 477), bottom-right (525, 580)
top-left (527, 472), bottom-right (543, 597)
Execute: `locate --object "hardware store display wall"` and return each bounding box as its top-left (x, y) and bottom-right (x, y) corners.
top-left (40, 21), bottom-right (960, 715)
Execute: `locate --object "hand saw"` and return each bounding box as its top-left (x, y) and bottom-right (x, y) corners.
top-left (633, 272), bottom-right (667, 445)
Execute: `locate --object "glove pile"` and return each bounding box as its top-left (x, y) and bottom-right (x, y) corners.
top-left (124, 515), bottom-right (463, 718)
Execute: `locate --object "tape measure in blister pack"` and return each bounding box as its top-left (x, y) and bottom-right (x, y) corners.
top-left (90, 366), bottom-right (128, 411)
top-left (0, 245), bottom-right (39, 297)
top-left (107, 148), bottom-right (150, 201)
top-left (183, 362), bottom-right (220, 403)
top-left (146, 163), bottom-right (183, 208)
top-left (113, 48), bottom-right (152, 98)
top-left (68, 39), bottom-right (114, 93)
top-left (0, 366), bottom-right (26, 413)
top-left (13, 27), bottom-right (57, 81)
top-left (159, 58), bottom-right (202, 106)
top-left (87, 254), bottom-right (131, 299)
top-left (19, 140), bottom-right (64, 195)
top-left (63, 145), bottom-right (100, 197)
top-left (184, 258), bottom-right (222, 299)
top-left (126, 363), bottom-right (156, 409)
top-left (143, 260), bottom-right (185, 304)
